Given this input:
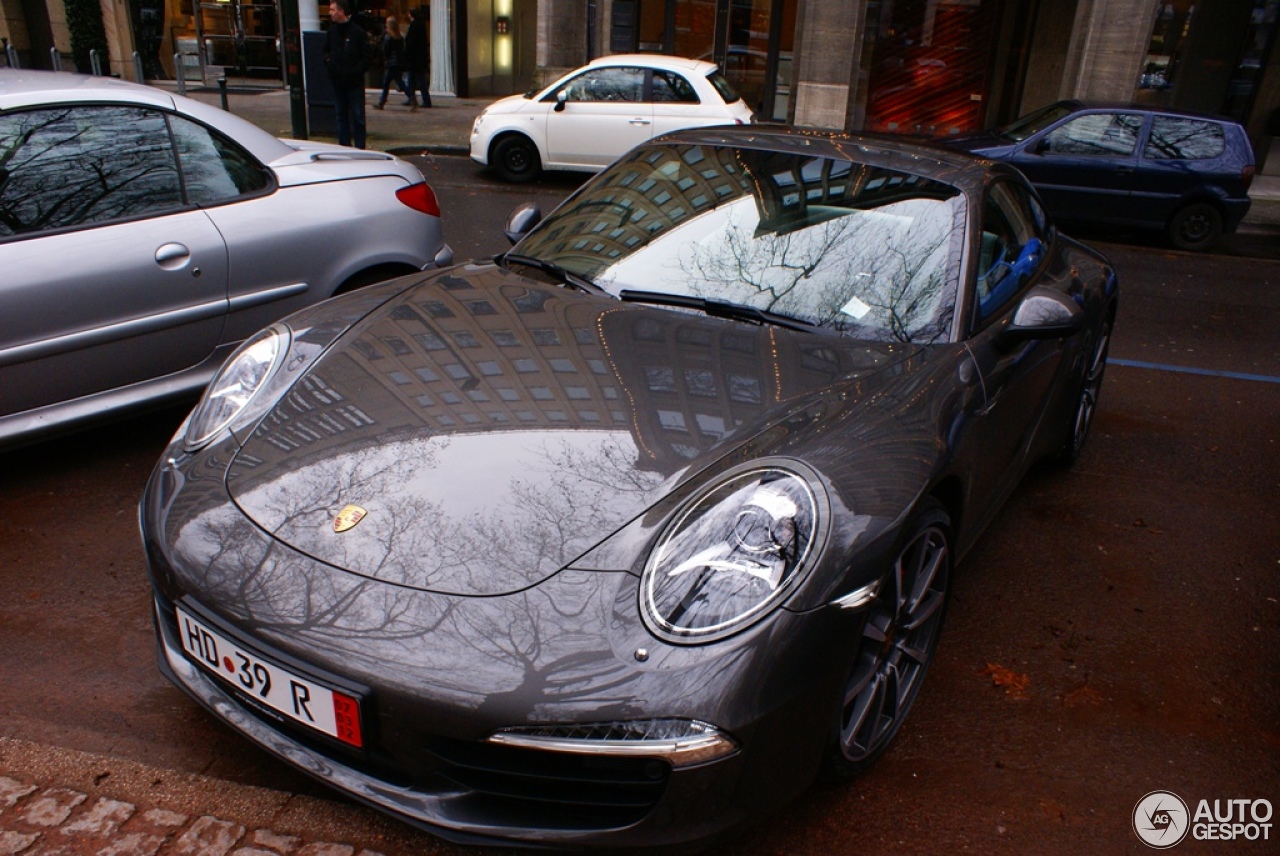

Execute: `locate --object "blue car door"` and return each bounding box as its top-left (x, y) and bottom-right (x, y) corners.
top-left (1008, 111), bottom-right (1147, 224)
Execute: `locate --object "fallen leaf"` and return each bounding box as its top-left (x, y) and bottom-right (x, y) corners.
top-left (1062, 684), bottom-right (1103, 708)
top-left (982, 663), bottom-right (1031, 699)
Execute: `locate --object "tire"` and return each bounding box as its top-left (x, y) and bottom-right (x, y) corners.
top-left (1055, 315), bottom-right (1111, 468)
top-left (822, 499), bottom-right (952, 782)
top-left (1167, 202), bottom-right (1222, 252)
top-left (491, 135), bottom-right (541, 183)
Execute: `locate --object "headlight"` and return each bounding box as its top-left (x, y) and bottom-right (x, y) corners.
top-left (641, 462), bottom-right (825, 643)
top-left (184, 325), bottom-right (288, 450)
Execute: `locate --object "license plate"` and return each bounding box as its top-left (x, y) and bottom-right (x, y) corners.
top-left (176, 606), bottom-right (363, 748)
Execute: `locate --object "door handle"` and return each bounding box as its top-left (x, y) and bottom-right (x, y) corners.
top-left (154, 242), bottom-right (192, 271)
top-left (629, 118), bottom-right (652, 125)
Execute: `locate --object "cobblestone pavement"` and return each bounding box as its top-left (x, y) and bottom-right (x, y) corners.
top-left (0, 740), bottom-right (488, 856)
top-left (0, 774), bottom-right (385, 856)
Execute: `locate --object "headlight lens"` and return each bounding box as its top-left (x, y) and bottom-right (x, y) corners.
top-left (184, 326), bottom-right (288, 450)
top-left (641, 464), bottom-right (823, 643)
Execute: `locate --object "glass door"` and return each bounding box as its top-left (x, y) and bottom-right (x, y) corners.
top-left (197, 0), bottom-right (285, 85)
top-left (723, 0), bottom-right (793, 121)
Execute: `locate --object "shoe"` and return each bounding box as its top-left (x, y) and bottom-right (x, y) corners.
top-left (410, 102), bottom-right (419, 112)
top-left (402, 100), bottom-right (414, 107)
top-left (373, 102), bottom-right (384, 110)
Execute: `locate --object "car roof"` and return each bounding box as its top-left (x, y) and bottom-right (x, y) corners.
top-left (0, 69), bottom-right (295, 163)
top-left (650, 124), bottom-right (1003, 196)
top-left (585, 53), bottom-right (718, 75)
top-left (1058, 98), bottom-right (1245, 126)
top-left (0, 69), bottom-right (178, 110)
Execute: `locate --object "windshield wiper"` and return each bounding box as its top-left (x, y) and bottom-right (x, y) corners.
top-left (499, 253), bottom-right (611, 298)
top-left (618, 290), bottom-right (815, 333)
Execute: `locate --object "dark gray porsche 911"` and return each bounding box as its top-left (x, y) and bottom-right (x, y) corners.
top-left (140, 127), bottom-right (1117, 849)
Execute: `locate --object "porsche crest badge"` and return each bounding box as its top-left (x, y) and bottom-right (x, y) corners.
top-left (333, 504), bottom-right (368, 533)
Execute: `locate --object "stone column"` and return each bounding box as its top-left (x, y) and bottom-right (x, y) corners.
top-left (1061, 0), bottom-right (1159, 101)
top-left (790, 0), bottom-right (865, 131)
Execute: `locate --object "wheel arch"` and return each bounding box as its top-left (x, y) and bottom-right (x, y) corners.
top-left (333, 262), bottom-right (420, 296)
top-left (488, 129), bottom-right (545, 165)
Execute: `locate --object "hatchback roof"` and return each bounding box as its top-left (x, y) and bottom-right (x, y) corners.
top-left (585, 54), bottom-right (718, 75)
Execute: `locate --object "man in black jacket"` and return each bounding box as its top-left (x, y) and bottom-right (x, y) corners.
top-left (324, 0), bottom-right (369, 148)
top-left (404, 6), bottom-right (432, 110)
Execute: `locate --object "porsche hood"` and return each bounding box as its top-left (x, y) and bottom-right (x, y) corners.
top-left (225, 268), bottom-right (910, 596)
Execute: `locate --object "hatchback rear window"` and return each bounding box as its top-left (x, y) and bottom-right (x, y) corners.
top-left (706, 72), bottom-right (741, 104)
top-left (1144, 116), bottom-right (1226, 160)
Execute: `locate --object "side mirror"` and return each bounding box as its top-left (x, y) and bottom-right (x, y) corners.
top-left (554, 89), bottom-right (567, 113)
top-left (997, 286), bottom-right (1084, 347)
top-left (1027, 138), bottom-right (1048, 156)
top-left (503, 201), bottom-right (543, 245)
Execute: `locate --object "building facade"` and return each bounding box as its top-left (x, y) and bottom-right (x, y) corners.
top-left (4, 0), bottom-right (1278, 168)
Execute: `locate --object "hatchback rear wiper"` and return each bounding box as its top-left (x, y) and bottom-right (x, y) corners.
top-left (618, 290), bottom-right (815, 333)
top-left (499, 253), bottom-right (611, 298)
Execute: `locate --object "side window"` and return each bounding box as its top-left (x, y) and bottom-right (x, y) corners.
top-left (1042, 112), bottom-right (1143, 156)
top-left (1144, 116), bottom-right (1226, 160)
top-left (0, 106), bottom-right (184, 238)
top-left (652, 71), bottom-right (699, 104)
top-left (562, 67), bottom-right (645, 102)
top-left (976, 181), bottom-right (1046, 321)
top-left (169, 115), bottom-right (271, 205)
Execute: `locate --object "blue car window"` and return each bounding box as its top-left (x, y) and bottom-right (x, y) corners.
top-left (1144, 116), bottom-right (1226, 160)
top-left (1043, 113), bottom-right (1143, 156)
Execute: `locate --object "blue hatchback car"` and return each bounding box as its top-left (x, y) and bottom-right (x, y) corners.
top-left (941, 100), bottom-right (1255, 251)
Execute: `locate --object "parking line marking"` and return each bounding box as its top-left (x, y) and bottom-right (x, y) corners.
top-left (1111, 358), bottom-right (1280, 384)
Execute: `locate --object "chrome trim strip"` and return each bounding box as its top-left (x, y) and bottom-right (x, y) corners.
top-left (486, 730), bottom-right (737, 768)
top-left (0, 299), bottom-right (227, 368)
top-left (829, 578), bottom-right (882, 611)
top-left (227, 282), bottom-right (310, 312)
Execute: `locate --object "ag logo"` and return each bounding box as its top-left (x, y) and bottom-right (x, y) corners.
top-left (333, 504), bottom-right (368, 533)
top-left (1134, 790), bottom-right (1190, 848)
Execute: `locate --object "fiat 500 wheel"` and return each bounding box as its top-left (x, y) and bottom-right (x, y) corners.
top-left (492, 135), bottom-right (541, 183)
top-left (823, 499), bottom-right (951, 780)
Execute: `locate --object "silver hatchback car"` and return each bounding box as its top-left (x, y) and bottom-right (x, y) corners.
top-left (0, 71), bottom-right (452, 447)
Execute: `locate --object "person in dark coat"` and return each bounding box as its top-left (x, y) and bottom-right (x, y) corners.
top-left (374, 15), bottom-right (411, 109)
top-left (403, 6), bottom-right (432, 111)
top-left (324, 0), bottom-right (370, 147)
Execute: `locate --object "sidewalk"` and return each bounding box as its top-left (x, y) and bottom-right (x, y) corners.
top-left (168, 82), bottom-right (1280, 229)
top-left (168, 83), bottom-right (490, 158)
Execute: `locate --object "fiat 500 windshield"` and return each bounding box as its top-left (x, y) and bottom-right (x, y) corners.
top-left (514, 143), bottom-right (965, 344)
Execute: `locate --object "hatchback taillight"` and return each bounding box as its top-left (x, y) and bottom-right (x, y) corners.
top-left (1242, 164), bottom-right (1256, 191)
top-left (396, 182), bottom-right (441, 217)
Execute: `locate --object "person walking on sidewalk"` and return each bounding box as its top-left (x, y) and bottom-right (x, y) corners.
top-left (323, 0), bottom-right (369, 147)
top-left (404, 6), bottom-right (432, 111)
top-left (373, 16), bottom-right (410, 110)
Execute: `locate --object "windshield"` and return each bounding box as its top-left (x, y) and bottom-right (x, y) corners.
top-left (997, 102), bottom-right (1077, 141)
top-left (513, 143), bottom-right (965, 344)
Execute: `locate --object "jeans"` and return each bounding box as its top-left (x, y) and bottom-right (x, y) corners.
top-left (332, 81), bottom-right (367, 148)
top-left (378, 65), bottom-right (409, 105)
top-left (406, 69), bottom-right (432, 108)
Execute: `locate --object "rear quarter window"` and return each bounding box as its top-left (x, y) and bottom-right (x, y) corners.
top-left (1144, 116), bottom-right (1226, 160)
top-left (706, 72), bottom-right (741, 104)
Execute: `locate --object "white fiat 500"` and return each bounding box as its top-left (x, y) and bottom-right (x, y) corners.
top-left (470, 54), bottom-right (754, 182)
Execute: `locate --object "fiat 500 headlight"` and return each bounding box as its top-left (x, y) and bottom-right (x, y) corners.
top-left (641, 462), bottom-right (826, 643)
top-left (184, 325), bottom-right (288, 450)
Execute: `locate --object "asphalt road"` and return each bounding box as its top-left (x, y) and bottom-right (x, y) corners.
top-left (1, 157), bottom-right (1277, 855)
